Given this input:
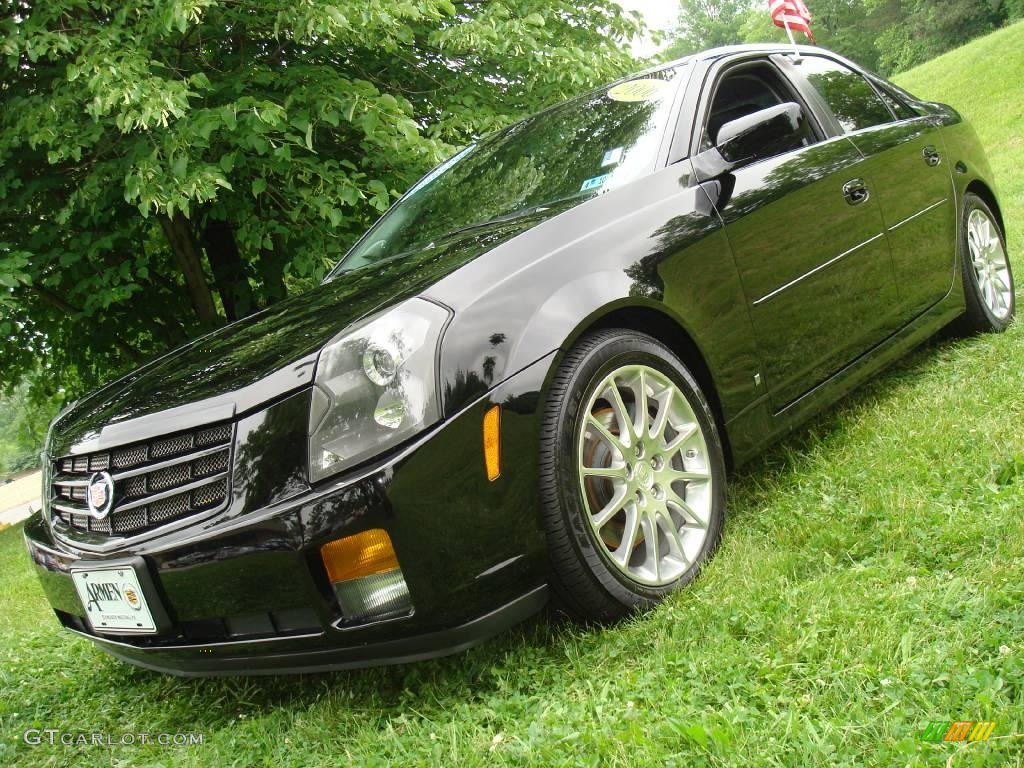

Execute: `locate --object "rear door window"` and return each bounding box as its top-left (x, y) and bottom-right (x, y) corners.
top-left (792, 56), bottom-right (895, 133)
top-left (868, 77), bottom-right (919, 120)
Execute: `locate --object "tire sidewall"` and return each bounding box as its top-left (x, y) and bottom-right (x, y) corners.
top-left (961, 194), bottom-right (1015, 332)
top-left (549, 333), bottom-right (726, 611)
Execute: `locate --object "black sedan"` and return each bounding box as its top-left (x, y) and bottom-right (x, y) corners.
top-left (24, 44), bottom-right (1013, 675)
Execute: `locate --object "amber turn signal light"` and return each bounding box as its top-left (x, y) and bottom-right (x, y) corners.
top-left (320, 528), bottom-right (400, 584)
top-left (320, 529), bottom-right (412, 622)
top-left (483, 405), bottom-right (501, 481)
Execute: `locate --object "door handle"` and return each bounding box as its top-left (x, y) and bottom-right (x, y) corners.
top-left (843, 178), bottom-right (870, 206)
top-left (923, 145), bottom-right (941, 167)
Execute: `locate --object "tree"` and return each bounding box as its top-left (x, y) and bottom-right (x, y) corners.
top-left (0, 374), bottom-right (61, 475)
top-left (873, 0), bottom-right (1008, 73)
top-left (0, 0), bottom-right (643, 402)
top-left (666, 0), bottom-right (1016, 75)
top-left (664, 0), bottom-right (757, 59)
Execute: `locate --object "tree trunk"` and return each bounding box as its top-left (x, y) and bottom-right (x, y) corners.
top-left (202, 218), bottom-right (255, 322)
top-left (259, 233), bottom-right (290, 307)
top-left (159, 212), bottom-right (220, 328)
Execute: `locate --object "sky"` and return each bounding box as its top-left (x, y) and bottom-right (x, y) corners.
top-left (615, 0), bottom-right (679, 57)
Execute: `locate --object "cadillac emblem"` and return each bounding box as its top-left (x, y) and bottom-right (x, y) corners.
top-left (86, 471), bottom-right (115, 520)
top-left (123, 585), bottom-right (142, 610)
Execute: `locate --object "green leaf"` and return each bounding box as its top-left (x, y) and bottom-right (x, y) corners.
top-left (367, 179), bottom-right (390, 211)
top-left (124, 175), bottom-right (141, 202)
top-left (251, 178), bottom-right (267, 197)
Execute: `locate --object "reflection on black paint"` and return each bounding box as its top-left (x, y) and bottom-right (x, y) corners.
top-left (337, 68), bottom-right (685, 272)
top-left (53, 211), bottom-right (564, 453)
top-left (231, 392), bottom-right (310, 513)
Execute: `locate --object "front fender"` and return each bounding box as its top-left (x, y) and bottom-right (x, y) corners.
top-left (426, 165), bottom-right (761, 428)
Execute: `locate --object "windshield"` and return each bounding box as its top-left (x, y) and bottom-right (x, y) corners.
top-left (330, 66), bottom-right (688, 276)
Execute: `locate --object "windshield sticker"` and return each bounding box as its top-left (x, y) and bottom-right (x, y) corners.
top-left (601, 147), bottom-right (624, 167)
top-left (607, 79), bottom-right (671, 103)
top-left (580, 173), bottom-right (611, 193)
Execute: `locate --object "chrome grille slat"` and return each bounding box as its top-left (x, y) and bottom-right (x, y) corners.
top-left (53, 500), bottom-right (88, 515)
top-left (50, 422), bottom-right (233, 540)
top-left (109, 444), bottom-right (227, 481)
top-left (113, 472), bottom-right (228, 513)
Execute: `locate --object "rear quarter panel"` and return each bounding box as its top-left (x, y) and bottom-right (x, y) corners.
top-left (936, 112), bottom-right (1002, 218)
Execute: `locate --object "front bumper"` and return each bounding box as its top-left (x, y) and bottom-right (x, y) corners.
top-left (24, 354), bottom-right (554, 676)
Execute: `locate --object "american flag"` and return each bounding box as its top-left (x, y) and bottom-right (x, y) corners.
top-left (769, 0), bottom-right (815, 43)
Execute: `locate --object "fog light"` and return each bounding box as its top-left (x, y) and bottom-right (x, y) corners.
top-left (333, 570), bottom-right (411, 620)
top-left (320, 529), bottom-right (412, 621)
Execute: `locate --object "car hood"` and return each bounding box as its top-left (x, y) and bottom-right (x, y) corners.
top-left (50, 212), bottom-right (560, 456)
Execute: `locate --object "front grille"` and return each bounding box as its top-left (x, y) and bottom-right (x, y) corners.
top-left (50, 422), bottom-right (234, 540)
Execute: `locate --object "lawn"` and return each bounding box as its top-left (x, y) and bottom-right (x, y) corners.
top-left (2, 24), bottom-right (1023, 768)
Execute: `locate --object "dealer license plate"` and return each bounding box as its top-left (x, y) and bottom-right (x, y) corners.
top-left (71, 565), bottom-right (158, 634)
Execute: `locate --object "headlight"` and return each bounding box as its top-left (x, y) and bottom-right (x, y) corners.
top-left (308, 298), bottom-right (450, 482)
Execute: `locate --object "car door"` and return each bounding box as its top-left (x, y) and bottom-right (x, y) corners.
top-left (689, 56), bottom-right (901, 411)
top-left (787, 54), bottom-right (957, 325)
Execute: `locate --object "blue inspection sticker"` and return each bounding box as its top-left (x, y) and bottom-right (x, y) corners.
top-left (580, 173), bottom-right (611, 192)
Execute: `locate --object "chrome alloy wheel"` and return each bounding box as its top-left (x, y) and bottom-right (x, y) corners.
top-left (968, 208), bottom-right (1013, 320)
top-left (577, 364), bottom-right (712, 587)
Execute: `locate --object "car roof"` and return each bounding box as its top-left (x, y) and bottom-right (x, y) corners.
top-left (656, 43), bottom-right (836, 72)
top-left (604, 43), bottom-right (847, 92)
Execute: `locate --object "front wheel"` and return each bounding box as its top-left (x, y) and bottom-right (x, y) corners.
top-left (957, 194), bottom-right (1015, 334)
top-left (538, 330), bottom-right (726, 622)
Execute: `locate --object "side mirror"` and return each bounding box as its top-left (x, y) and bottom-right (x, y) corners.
top-left (716, 102), bottom-right (806, 164)
top-left (691, 102), bottom-right (807, 181)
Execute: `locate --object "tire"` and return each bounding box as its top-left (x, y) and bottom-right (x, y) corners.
top-left (538, 329), bottom-right (727, 622)
top-left (956, 193), bottom-right (1015, 334)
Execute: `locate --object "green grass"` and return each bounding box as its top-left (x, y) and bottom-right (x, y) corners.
top-left (2, 24), bottom-right (1024, 768)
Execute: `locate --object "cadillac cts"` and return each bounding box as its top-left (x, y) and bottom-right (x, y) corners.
top-left (25, 45), bottom-right (1014, 675)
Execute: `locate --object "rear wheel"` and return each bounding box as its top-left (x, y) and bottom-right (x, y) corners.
top-left (539, 330), bottom-right (726, 621)
top-left (957, 194), bottom-right (1014, 333)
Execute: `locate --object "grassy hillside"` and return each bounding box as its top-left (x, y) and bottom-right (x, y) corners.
top-left (897, 21), bottom-right (1024, 260)
top-left (1, 25), bottom-right (1023, 768)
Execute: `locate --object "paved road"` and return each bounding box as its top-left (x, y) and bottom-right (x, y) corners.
top-left (0, 471), bottom-right (42, 527)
